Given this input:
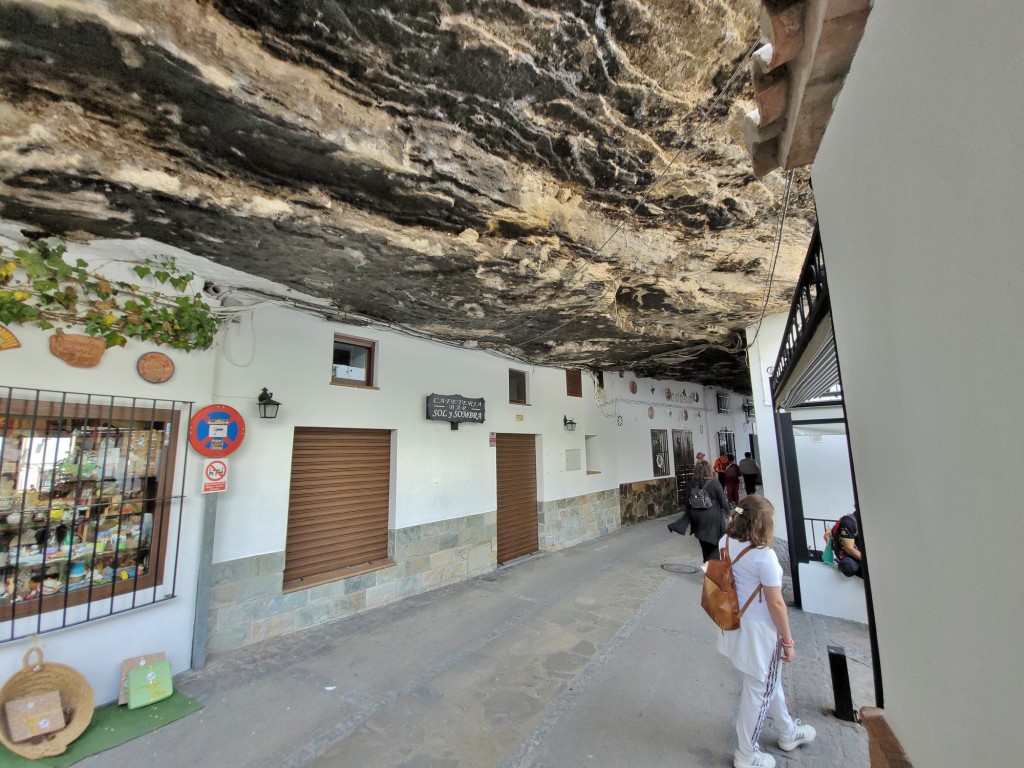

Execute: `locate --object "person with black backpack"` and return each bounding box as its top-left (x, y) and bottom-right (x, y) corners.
top-left (685, 462), bottom-right (729, 566)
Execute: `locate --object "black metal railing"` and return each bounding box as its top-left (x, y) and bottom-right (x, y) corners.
top-left (770, 225), bottom-right (829, 399)
top-left (0, 386), bottom-right (192, 643)
top-left (803, 516), bottom-right (837, 563)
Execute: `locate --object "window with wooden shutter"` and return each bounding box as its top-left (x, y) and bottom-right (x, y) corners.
top-left (284, 427), bottom-right (393, 590)
top-left (565, 369), bottom-right (583, 398)
top-left (509, 369), bottom-right (527, 404)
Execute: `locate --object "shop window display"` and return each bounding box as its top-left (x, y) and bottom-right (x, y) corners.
top-left (0, 394), bottom-right (180, 628)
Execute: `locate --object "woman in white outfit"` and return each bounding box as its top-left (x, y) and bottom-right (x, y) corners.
top-left (716, 495), bottom-right (816, 768)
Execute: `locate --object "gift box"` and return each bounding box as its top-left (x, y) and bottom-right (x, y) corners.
top-left (3, 690), bottom-right (66, 742)
top-left (118, 652), bottom-right (166, 705)
top-left (126, 660), bottom-right (172, 710)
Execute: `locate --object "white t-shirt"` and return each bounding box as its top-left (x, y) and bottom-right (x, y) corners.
top-left (719, 535), bottom-right (782, 624)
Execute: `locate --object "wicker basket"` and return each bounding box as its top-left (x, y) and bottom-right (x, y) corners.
top-left (0, 647), bottom-right (94, 759)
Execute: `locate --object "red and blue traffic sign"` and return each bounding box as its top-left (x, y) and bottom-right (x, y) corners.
top-left (188, 404), bottom-right (246, 458)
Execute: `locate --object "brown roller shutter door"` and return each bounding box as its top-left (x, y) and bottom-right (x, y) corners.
top-left (284, 427), bottom-right (392, 589)
top-left (496, 433), bottom-right (538, 564)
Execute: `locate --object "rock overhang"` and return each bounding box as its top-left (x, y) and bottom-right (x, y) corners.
top-left (0, 0), bottom-right (819, 393)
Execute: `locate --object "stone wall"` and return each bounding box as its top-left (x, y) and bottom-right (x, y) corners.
top-left (538, 488), bottom-right (620, 551)
top-left (619, 478), bottom-right (679, 525)
top-left (206, 511), bottom-right (497, 655)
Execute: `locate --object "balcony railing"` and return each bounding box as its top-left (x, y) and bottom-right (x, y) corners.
top-left (770, 226), bottom-right (829, 399)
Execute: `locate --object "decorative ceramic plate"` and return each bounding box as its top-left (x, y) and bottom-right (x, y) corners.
top-left (137, 352), bottom-right (175, 383)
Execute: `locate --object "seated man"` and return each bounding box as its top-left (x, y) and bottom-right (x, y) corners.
top-left (831, 512), bottom-right (864, 578)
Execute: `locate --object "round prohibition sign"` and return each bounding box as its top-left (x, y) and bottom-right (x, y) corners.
top-left (189, 404), bottom-right (246, 458)
top-left (205, 460), bottom-right (228, 482)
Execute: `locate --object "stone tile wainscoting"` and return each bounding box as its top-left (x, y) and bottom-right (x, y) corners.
top-left (619, 478), bottom-right (678, 524)
top-left (206, 511), bottom-right (497, 655)
top-left (538, 488), bottom-right (620, 551)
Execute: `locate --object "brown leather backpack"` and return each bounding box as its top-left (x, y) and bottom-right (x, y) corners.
top-left (701, 541), bottom-right (763, 631)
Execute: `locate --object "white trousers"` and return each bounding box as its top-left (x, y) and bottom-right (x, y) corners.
top-left (735, 644), bottom-right (795, 758)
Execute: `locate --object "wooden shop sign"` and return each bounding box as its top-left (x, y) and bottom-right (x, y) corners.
top-left (425, 393), bottom-right (485, 430)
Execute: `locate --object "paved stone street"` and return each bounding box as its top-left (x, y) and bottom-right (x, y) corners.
top-left (78, 518), bottom-right (873, 768)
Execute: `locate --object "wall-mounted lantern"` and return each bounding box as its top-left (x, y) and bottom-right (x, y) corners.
top-left (257, 387), bottom-right (281, 419)
top-left (563, 416), bottom-right (577, 432)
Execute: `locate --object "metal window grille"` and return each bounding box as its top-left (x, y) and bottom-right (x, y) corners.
top-left (0, 386), bottom-right (191, 643)
top-left (717, 429), bottom-right (736, 457)
top-left (716, 393), bottom-right (732, 414)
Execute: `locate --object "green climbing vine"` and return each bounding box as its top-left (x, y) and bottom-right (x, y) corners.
top-left (0, 239), bottom-right (220, 351)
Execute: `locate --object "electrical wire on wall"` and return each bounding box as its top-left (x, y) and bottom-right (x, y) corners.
top-left (746, 169), bottom-right (795, 351)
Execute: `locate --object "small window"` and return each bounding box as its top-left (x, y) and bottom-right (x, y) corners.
top-left (509, 369), bottom-right (528, 404)
top-left (717, 392), bottom-right (732, 414)
top-left (566, 370), bottom-right (583, 398)
top-left (332, 334), bottom-right (376, 387)
top-left (718, 429), bottom-right (736, 457)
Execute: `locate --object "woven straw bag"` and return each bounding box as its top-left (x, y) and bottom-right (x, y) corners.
top-left (0, 647), bottom-right (94, 759)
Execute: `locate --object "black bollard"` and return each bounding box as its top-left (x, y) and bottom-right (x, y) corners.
top-left (827, 644), bottom-right (857, 722)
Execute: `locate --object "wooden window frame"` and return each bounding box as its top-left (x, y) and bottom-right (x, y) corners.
top-left (565, 370), bottom-right (583, 398)
top-left (331, 333), bottom-right (377, 389)
top-left (0, 399), bottom-right (178, 621)
top-left (509, 369), bottom-right (528, 405)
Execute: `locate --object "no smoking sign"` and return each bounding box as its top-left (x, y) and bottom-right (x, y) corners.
top-left (202, 458), bottom-right (229, 494)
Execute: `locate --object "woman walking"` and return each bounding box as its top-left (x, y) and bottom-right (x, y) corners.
top-left (716, 496), bottom-right (816, 768)
top-left (688, 463), bottom-right (729, 567)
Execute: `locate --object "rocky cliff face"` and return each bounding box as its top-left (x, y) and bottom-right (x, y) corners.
top-left (0, 0), bottom-right (814, 391)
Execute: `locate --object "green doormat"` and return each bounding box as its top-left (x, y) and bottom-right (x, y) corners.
top-left (0, 691), bottom-right (203, 767)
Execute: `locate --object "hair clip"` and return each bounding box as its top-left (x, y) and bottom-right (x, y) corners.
top-left (734, 506), bottom-right (745, 515)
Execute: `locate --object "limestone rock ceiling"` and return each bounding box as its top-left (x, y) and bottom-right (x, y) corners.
top-left (0, 0), bottom-right (815, 392)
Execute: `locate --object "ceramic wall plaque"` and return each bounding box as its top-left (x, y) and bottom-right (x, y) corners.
top-left (48, 330), bottom-right (105, 367)
top-left (136, 352), bottom-right (175, 383)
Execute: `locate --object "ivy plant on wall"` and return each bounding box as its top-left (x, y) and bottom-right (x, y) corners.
top-left (0, 239), bottom-right (220, 351)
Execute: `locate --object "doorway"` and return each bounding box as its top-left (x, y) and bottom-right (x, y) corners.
top-left (672, 429), bottom-right (694, 504)
top-left (495, 433), bottom-right (539, 564)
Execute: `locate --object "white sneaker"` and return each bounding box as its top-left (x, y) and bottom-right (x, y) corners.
top-left (778, 720), bottom-right (817, 751)
top-left (733, 749), bottom-right (776, 768)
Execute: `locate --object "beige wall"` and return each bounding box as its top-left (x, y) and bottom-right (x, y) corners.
top-left (812, 1), bottom-right (1024, 766)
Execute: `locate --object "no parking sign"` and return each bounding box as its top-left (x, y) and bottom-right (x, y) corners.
top-left (189, 404), bottom-right (246, 458)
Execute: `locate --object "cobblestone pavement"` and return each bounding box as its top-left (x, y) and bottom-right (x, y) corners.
top-left (76, 517), bottom-right (873, 768)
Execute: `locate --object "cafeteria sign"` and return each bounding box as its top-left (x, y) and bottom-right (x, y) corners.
top-left (426, 393), bottom-right (485, 430)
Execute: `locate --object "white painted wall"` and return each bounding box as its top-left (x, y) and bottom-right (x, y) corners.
top-left (745, 314), bottom-right (787, 534)
top-left (811, 1), bottom-right (1024, 764)
top-left (792, 418), bottom-right (854, 525)
top-left (602, 372), bottom-right (751, 484)
top-left (211, 306), bottom-right (754, 563)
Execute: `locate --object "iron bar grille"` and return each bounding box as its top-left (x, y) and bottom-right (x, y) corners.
top-left (0, 386), bottom-right (192, 643)
top-left (769, 225), bottom-right (830, 400)
top-left (717, 429), bottom-right (736, 457)
top-left (803, 516), bottom-right (838, 563)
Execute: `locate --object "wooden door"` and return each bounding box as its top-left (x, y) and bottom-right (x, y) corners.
top-left (673, 429), bottom-right (694, 504)
top-left (495, 433), bottom-right (538, 564)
